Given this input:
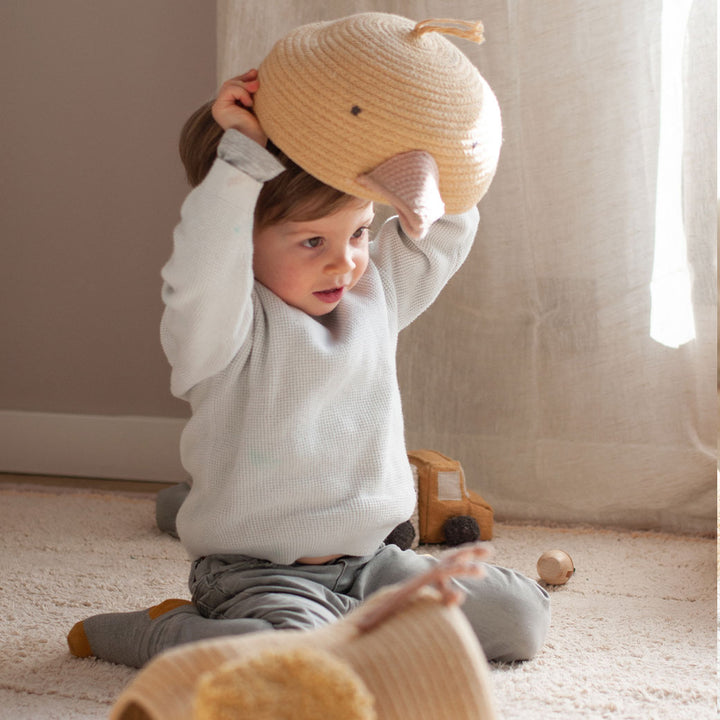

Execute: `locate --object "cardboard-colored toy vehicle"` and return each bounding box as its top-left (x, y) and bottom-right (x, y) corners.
top-left (408, 449), bottom-right (493, 546)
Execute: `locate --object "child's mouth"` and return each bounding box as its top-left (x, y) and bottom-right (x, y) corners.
top-left (313, 287), bottom-right (345, 303)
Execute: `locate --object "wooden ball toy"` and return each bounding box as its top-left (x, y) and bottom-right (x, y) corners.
top-left (537, 550), bottom-right (574, 585)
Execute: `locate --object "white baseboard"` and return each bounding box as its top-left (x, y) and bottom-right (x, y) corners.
top-left (0, 410), bottom-right (188, 483)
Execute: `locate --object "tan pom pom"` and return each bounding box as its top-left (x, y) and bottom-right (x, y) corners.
top-left (537, 550), bottom-right (575, 585)
top-left (193, 647), bottom-right (376, 720)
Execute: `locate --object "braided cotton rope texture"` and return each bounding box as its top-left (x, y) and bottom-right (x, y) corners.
top-left (411, 17), bottom-right (486, 43)
top-left (254, 13), bottom-right (502, 213)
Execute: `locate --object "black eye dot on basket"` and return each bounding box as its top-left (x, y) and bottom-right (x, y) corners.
top-left (350, 105), bottom-right (362, 116)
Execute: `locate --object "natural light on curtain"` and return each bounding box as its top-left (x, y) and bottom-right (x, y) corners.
top-left (650, 0), bottom-right (696, 348)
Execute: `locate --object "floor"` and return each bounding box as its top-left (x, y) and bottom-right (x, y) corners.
top-left (2, 485), bottom-right (714, 720)
top-left (0, 472), bottom-right (172, 494)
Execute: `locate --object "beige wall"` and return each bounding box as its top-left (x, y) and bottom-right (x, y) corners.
top-left (0, 1), bottom-right (216, 419)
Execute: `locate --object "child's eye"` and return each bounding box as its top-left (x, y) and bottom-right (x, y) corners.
top-left (351, 227), bottom-right (370, 241)
top-left (301, 237), bottom-right (323, 249)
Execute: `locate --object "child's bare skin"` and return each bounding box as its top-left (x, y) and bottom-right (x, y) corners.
top-left (212, 69), bottom-right (267, 146)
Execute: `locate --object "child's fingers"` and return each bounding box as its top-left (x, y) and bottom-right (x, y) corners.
top-left (215, 71), bottom-right (260, 106)
top-left (235, 68), bottom-right (259, 82)
top-left (219, 70), bottom-right (259, 94)
top-left (217, 79), bottom-right (258, 108)
top-left (212, 70), bottom-right (267, 144)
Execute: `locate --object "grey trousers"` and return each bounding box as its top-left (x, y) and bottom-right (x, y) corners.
top-left (155, 481), bottom-right (190, 538)
top-left (138, 544), bottom-right (549, 666)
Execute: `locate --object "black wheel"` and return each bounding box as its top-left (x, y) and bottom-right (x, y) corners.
top-left (384, 520), bottom-right (415, 550)
top-left (443, 515), bottom-right (480, 546)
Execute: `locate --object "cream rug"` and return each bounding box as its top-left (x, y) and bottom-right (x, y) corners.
top-left (0, 486), bottom-right (715, 719)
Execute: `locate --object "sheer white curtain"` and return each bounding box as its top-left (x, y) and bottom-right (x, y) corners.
top-left (217, 0), bottom-right (716, 534)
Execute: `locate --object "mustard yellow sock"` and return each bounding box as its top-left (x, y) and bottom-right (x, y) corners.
top-left (67, 619), bottom-right (92, 658)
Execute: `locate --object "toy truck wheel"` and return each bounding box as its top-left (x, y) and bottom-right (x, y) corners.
top-left (443, 515), bottom-right (480, 546)
top-left (384, 520), bottom-right (416, 550)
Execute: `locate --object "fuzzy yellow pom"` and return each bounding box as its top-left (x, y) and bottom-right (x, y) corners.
top-left (193, 647), bottom-right (376, 720)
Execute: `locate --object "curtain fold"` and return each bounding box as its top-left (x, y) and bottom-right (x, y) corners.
top-left (217, 0), bottom-right (716, 533)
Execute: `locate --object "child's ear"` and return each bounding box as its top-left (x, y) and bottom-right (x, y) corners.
top-left (356, 151), bottom-right (445, 241)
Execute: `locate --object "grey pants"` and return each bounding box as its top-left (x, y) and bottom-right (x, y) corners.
top-left (155, 481), bottom-right (190, 538)
top-left (138, 544), bottom-right (549, 666)
top-left (152, 483), bottom-right (550, 664)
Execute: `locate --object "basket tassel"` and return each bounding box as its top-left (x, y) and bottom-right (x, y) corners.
top-left (411, 18), bottom-right (485, 44)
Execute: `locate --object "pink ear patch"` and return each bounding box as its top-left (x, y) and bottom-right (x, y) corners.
top-left (356, 151), bottom-right (445, 240)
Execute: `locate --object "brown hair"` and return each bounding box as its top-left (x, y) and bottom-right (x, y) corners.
top-left (178, 102), bottom-right (361, 232)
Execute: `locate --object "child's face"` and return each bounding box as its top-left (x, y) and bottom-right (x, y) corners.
top-left (253, 200), bottom-right (374, 316)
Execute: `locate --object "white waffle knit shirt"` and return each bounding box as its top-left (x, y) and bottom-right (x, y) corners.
top-left (161, 130), bottom-right (479, 565)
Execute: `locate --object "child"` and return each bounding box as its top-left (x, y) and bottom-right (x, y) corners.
top-left (67, 70), bottom-right (550, 668)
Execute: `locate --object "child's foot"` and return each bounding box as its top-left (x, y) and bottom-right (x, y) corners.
top-left (155, 481), bottom-right (191, 538)
top-left (68, 598), bottom-right (192, 667)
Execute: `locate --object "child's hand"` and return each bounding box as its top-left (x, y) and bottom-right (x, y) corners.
top-left (212, 70), bottom-right (267, 147)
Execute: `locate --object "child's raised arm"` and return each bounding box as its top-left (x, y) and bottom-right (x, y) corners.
top-left (161, 73), bottom-right (283, 398)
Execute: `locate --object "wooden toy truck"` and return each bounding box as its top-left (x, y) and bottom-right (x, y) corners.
top-left (407, 449), bottom-right (493, 546)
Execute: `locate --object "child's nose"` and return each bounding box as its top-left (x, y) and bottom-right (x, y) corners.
top-left (325, 245), bottom-right (356, 275)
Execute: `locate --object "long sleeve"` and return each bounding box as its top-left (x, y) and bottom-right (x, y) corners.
top-left (372, 207), bottom-right (480, 332)
top-left (160, 131), bottom-right (284, 397)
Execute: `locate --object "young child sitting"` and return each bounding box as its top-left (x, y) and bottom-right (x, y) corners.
top-left (67, 70), bottom-right (550, 669)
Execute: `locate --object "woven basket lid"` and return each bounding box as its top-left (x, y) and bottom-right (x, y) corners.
top-left (255, 13), bottom-right (502, 214)
top-left (110, 589), bottom-right (497, 720)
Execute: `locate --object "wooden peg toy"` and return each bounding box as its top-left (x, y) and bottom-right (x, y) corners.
top-left (537, 550), bottom-right (574, 585)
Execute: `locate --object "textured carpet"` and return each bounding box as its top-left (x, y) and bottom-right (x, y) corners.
top-left (0, 486), bottom-right (715, 719)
